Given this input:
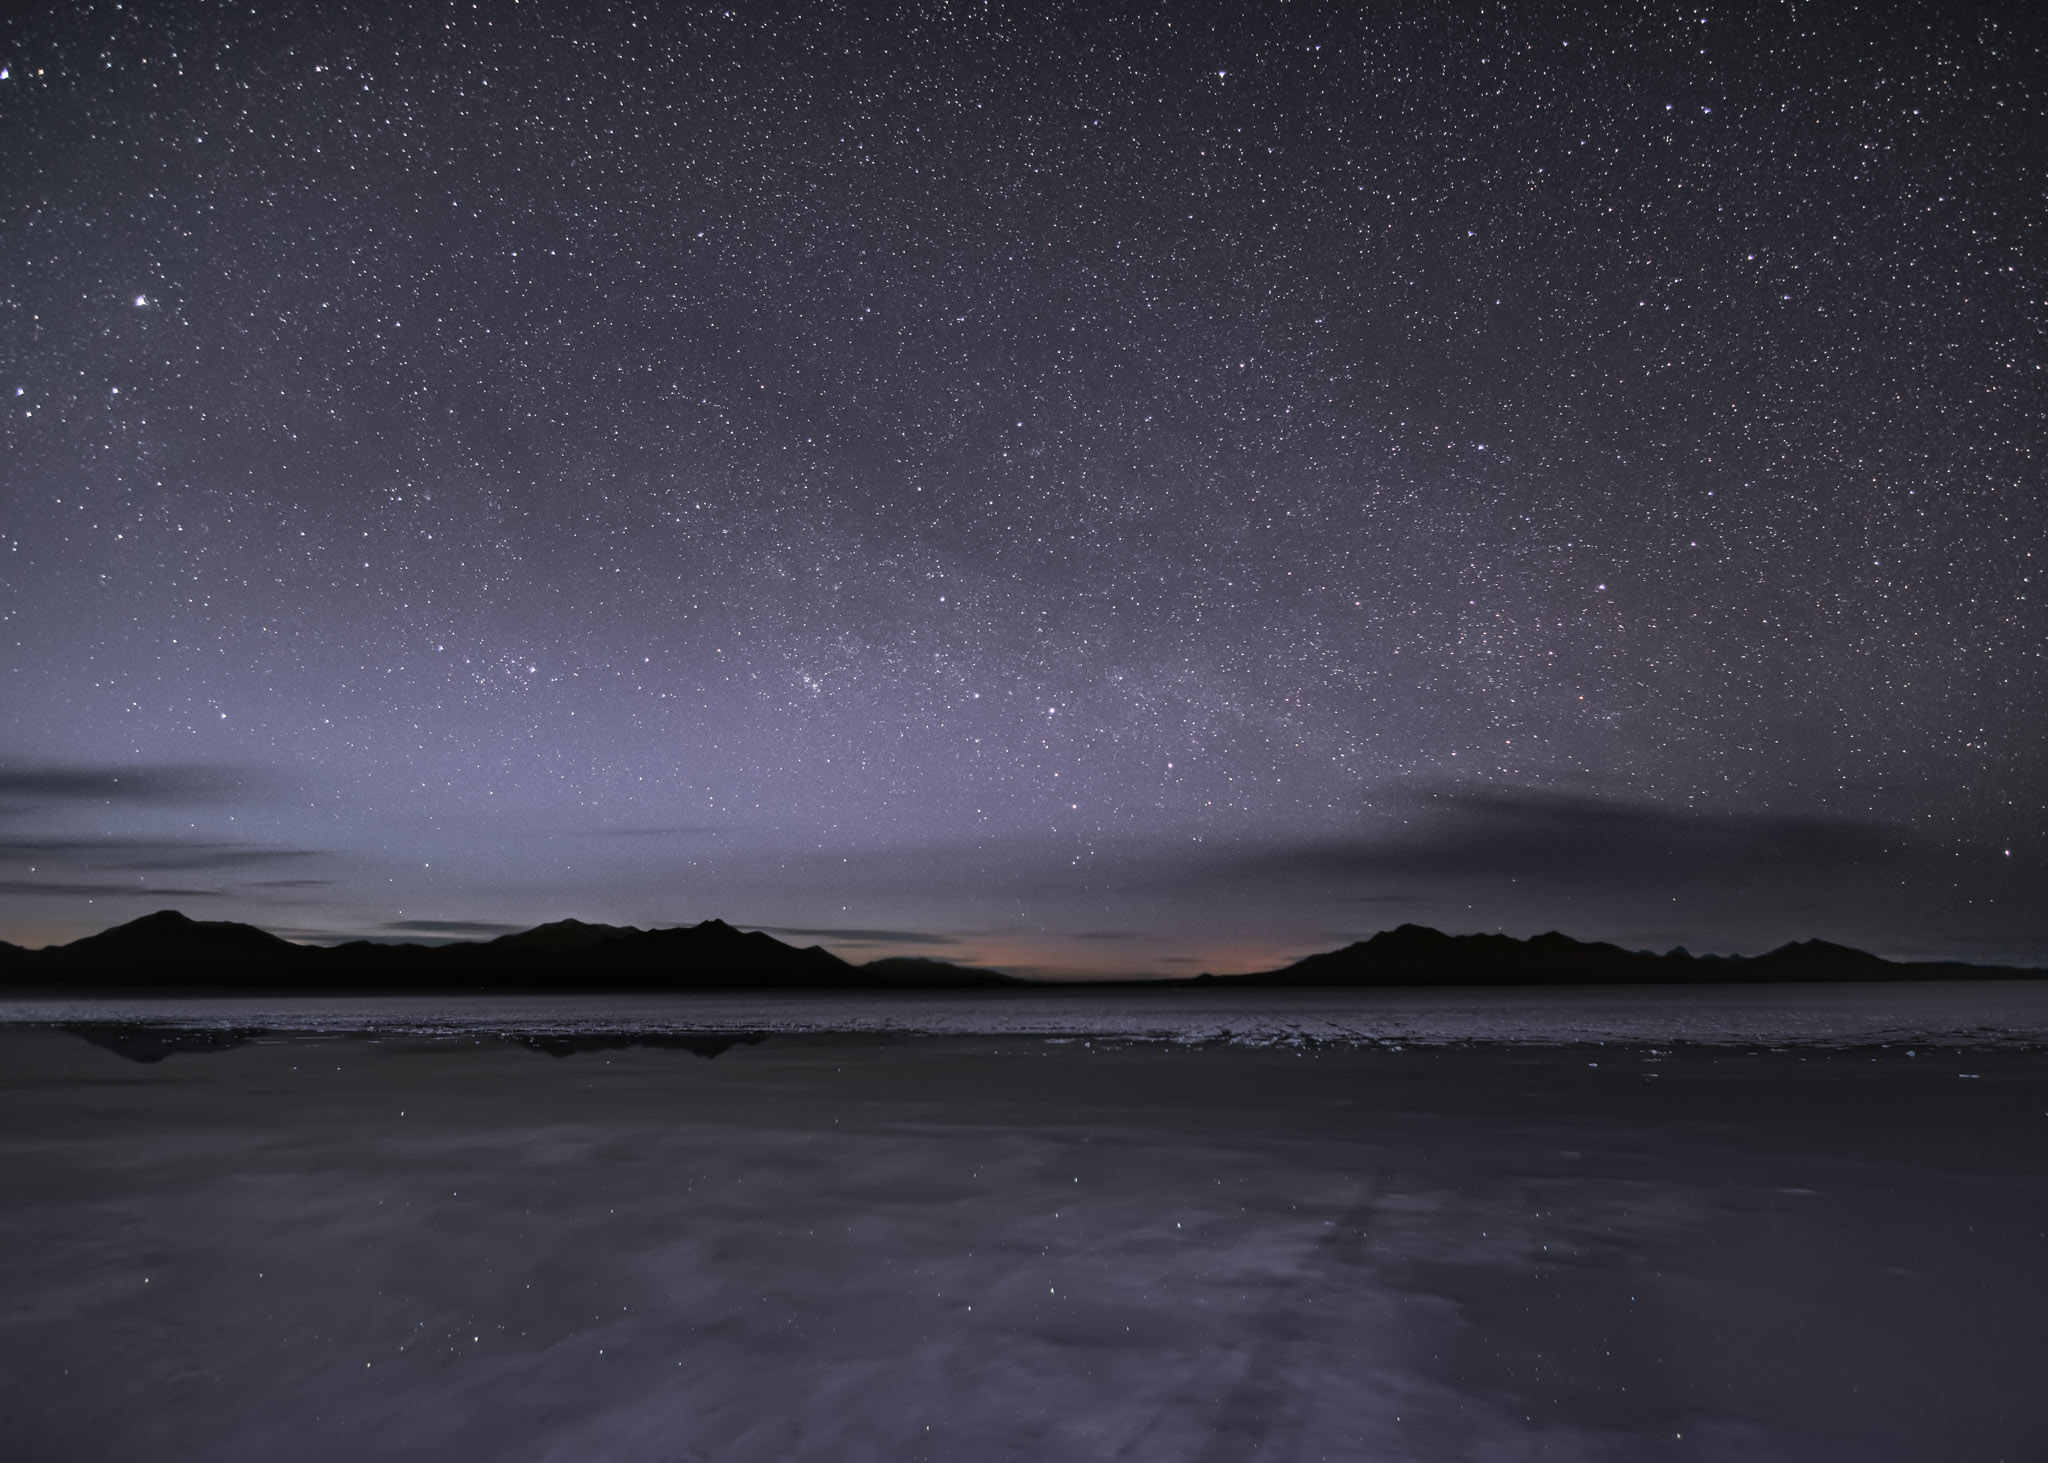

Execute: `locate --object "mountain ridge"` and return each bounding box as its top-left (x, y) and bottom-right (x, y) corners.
top-left (0, 910), bottom-right (2039, 988)
top-left (1195, 922), bottom-right (2035, 986)
top-left (0, 909), bottom-right (1016, 989)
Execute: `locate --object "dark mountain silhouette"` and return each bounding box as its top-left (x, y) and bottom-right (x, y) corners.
top-left (4, 909), bottom-right (1019, 988)
top-left (485, 919), bottom-right (635, 955)
top-left (857, 956), bottom-right (1013, 987)
top-left (2, 911), bottom-right (2038, 990)
top-left (41, 910), bottom-right (307, 982)
top-left (1200, 923), bottom-right (2038, 986)
top-left (1745, 938), bottom-right (1892, 977)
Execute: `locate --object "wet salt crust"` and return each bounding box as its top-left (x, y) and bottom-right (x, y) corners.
top-left (1, 1008), bottom-right (2044, 1462)
top-left (7, 979), bottom-right (2048, 1048)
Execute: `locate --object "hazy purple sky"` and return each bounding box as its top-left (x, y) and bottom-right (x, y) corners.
top-left (3, 1), bottom-right (2041, 973)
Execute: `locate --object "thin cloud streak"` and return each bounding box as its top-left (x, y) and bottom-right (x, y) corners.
top-left (752, 925), bottom-right (961, 947)
top-left (0, 838), bottom-right (328, 873)
top-left (0, 880), bottom-right (225, 898)
top-left (383, 919), bottom-right (525, 937)
top-left (0, 763), bottom-right (266, 808)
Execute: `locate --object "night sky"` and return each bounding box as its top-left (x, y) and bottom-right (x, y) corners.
top-left (3, 1), bottom-right (2042, 974)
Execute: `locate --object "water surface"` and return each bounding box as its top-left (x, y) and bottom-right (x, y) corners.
top-left (2, 989), bottom-right (2043, 1461)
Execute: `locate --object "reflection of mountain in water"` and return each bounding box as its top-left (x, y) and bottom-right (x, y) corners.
top-left (65, 1025), bottom-right (263, 1063)
top-left (507, 1032), bottom-right (770, 1060)
top-left (63, 1025), bottom-right (774, 1064)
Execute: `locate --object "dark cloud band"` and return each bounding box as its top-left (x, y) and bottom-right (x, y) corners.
top-left (0, 838), bottom-right (327, 873)
top-left (1228, 787), bottom-right (1906, 889)
top-left (0, 764), bottom-right (264, 808)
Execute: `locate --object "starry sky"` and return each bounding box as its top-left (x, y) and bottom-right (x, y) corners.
top-left (2, 0), bottom-right (2042, 974)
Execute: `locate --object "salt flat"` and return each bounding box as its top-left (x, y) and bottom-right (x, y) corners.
top-left (1, 1020), bottom-right (2043, 1462)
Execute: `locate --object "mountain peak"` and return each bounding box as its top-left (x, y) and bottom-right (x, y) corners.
top-left (1755, 938), bottom-right (1887, 968)
top-left (488, 919), bottom-right (638, 954)
top-left (68, 909), bottom-right (294, 952)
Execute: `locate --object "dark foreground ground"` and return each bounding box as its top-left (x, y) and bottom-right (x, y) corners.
top-left (1, 1028), bottom-right (2043, 1462)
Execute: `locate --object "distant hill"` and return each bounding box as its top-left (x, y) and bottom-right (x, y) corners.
top-left (4, 910), bottom-right (1020, 989)
top-left (1199, 923), bottom-right (2041, 986)
top-left (2, 911), bottom-right (2037, 990)
top-left (36, 910), bottom-right (308, 983)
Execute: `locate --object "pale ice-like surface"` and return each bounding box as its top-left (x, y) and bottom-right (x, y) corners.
top-left (2, 1029), bottom-right (2045, 1462)
top-left (5, 979), bottom-right (2048, 1046)
top-left (2, 1024), bottom-right (2045, 1461)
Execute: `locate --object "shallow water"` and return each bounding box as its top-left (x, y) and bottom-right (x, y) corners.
top-left (2, 995), bottom-right (2045, 1461)
top-left (7, 978), bottom-right (2048, 1047)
